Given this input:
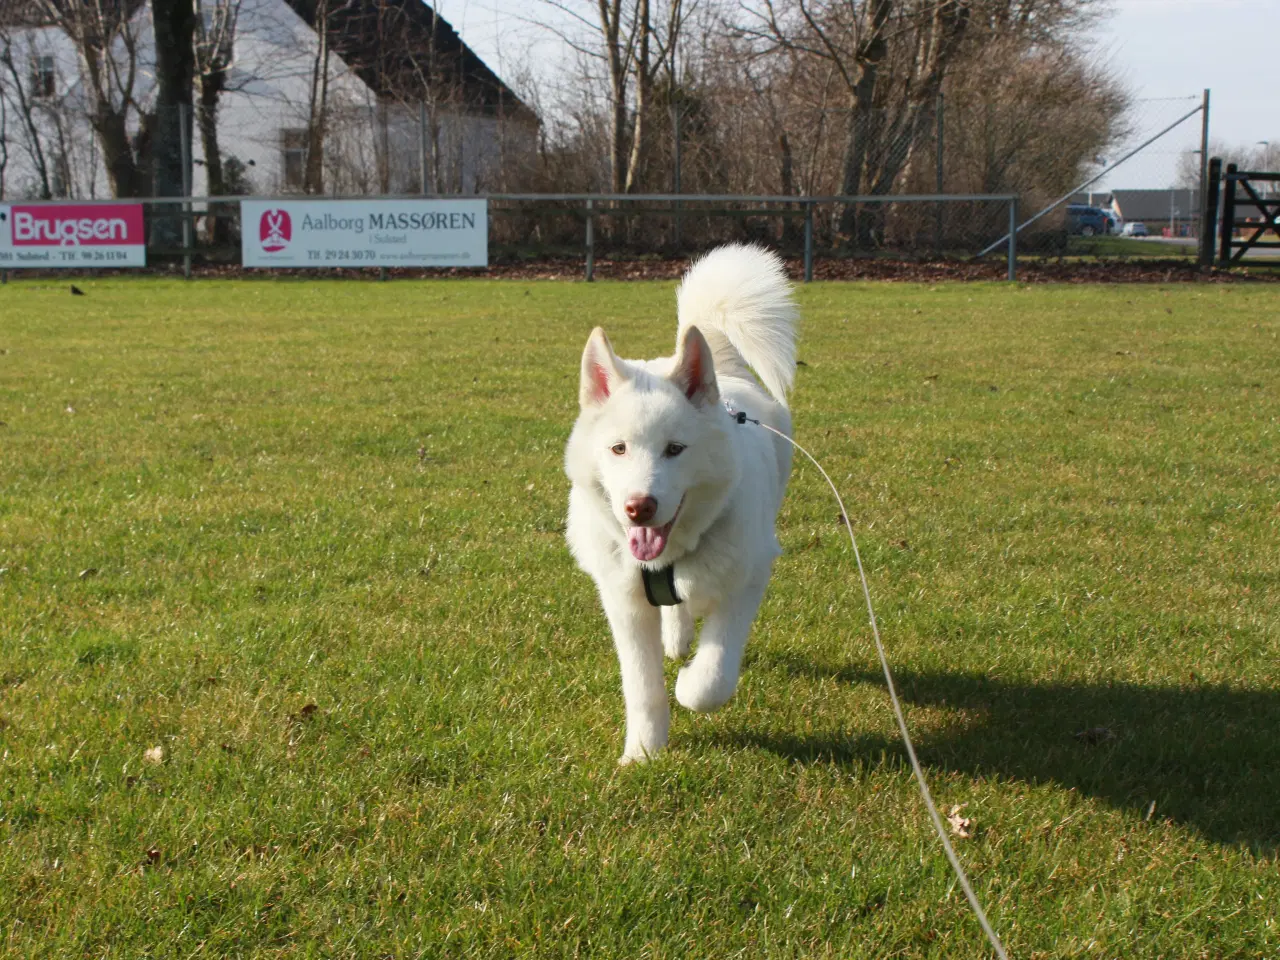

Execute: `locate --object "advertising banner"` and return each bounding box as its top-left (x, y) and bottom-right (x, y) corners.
top-left (0, 203), bottom-right (147, 268)
top-left (241, 199), bottom-right (488, 268)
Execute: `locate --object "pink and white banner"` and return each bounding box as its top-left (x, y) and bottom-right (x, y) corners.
top-left (241, 199), bottom-right (488, 268)
top-left (0, 203), bottom-right (147, 268)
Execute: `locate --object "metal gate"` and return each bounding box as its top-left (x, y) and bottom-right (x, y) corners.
top-left (1213, 160), bottom-right (1280, 264)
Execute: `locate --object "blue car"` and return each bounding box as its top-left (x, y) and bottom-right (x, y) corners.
top-left (1067, 204), bottom-right (1110, 237)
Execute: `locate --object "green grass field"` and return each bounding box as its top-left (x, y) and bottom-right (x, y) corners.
top-left (1063, 235), bottom-right (1195, 258)
top-left (1, 276), bottom-right (1277, 958)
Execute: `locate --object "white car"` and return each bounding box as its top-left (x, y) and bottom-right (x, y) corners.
top-left (1122, 221), bottom-right (1149, 237)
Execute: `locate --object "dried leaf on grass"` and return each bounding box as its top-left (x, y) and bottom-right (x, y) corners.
top-left (946, 804), bottom-right (973, 839)
top-left (1074, 726), bottom-right (1115, 745)
top-left (143, 745), bottom-right (165, 765)
top-left (287, 703), bottom-right (319, 725)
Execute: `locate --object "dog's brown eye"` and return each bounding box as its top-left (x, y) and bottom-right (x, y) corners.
top-left (611, 442), bottom-right (627, 456)
top-left (665, 443), bottom-right (686, 457)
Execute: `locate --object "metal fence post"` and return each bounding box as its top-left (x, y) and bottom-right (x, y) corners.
top-left (1200, 156), bottom-right (1222, 267)
top-left (585, 197), bottom-right (595, 282)
top-left (420, 101), bottom-right (430, 195)
top-left (671, 105), bottom-right (683, 251)
top-left (1007, 197), bottom-right (1017, 282)
top-left (803, 200), bottom-right (814, 283)
top-left (179, 103), bottom-right (192, 279)
top-left (935, 92), bottom-right (944, 259)
top-left (1197, 89), bottom-right (1210, 242)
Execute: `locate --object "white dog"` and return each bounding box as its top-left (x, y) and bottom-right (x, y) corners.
top-left (564, 244), bottom-right (798, 763)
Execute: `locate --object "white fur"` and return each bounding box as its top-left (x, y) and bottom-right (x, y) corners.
top-left (564, 244), bottom-right (798, 764)
top-left (677, 243), bottom-right (798, 405)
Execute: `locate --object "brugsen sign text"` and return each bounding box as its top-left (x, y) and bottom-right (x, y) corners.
top-left (0, 204), bottom-right (147, 268)
top-left (241, 199), bottom-right (488, 268)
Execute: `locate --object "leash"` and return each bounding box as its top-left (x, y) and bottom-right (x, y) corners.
top-left (734, 409), bottom-right (1011, 960)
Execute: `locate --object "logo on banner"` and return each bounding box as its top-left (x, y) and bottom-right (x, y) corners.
top-left (259, 209), bottom-right (291, 252)
top-left (9, 206), bottom-right (140, 246)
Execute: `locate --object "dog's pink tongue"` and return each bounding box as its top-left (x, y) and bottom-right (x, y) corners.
top-left (628, 526), bottom-right (668, 562)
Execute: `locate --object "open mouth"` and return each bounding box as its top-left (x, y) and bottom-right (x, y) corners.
top-left (627, 499), bottom-right (683, 562)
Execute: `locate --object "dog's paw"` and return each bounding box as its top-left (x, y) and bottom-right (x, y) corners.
top-left (618, 745), bottom-right (662, 766)
top-left (675, 662), bottom-right (736, 713)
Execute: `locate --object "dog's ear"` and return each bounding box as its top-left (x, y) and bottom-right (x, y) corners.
top-left (670, 325), bottom-right (719, 407)
top-left (580, 327), bottom-right (626, 408)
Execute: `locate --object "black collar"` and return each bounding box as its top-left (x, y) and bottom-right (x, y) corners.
top-left (642, 565), bottom-right (681, 606)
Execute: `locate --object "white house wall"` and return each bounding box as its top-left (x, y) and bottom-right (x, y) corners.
top-left (0, 0), bottom-right (535, 201)
top-left (0, 24), bottom-right (120, 199)
top-left (202, 0), bottom-right (373, 196)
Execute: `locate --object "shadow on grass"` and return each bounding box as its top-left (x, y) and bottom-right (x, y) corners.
top-left (709, 654), bottom-right (1280, 854)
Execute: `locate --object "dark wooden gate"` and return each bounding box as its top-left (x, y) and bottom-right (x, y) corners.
top-left (1217, 162), bottom-right (1280, 264)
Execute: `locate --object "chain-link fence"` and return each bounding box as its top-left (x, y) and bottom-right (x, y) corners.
top-left (0, 193), bottom-right (1019, 281)
top-left (0, 89), bottom-right (1218, 275)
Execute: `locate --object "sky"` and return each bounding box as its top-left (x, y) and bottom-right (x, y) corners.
top-left (444, 0), bottom-right (1280, 191)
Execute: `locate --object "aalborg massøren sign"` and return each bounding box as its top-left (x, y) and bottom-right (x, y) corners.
top-left (241, 199), bottom-right (488, 269)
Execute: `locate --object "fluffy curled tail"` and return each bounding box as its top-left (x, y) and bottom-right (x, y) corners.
top-left (675, 244), bottom-right (798, 406)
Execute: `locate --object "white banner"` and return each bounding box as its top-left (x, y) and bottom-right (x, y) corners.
top-left (241, 199), bottom-right (488, 268)
top-left (0, 203), bottom-right (147, 268)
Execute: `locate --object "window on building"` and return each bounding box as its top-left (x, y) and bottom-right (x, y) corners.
top-left (280, 129), bottom-right (308, 191)
top-left (30, 56), bottom-right (55, 99)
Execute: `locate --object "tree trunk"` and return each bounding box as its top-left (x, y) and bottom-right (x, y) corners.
top-left (779, 131), bottom-right (802, 248)
top-left (0, 44), bottom-right (54, 199)
top-left (197, 69), bottom-right (231, 246)
top-left (95, 108), bottom-right (152, 198)
top-left (305, 0), bottom-right (330, 194)
top-left (597, 0), bottom-right (627, 194)
top-left (0, 94), bottom-right (7, 199)
top-left (837, 0), bottom-right (892, 246)
top-left (151, 0), bottom-right (196, 246)
top-left (623, 0), bottom-right (650, 193)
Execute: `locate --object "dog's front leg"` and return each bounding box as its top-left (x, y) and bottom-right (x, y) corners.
top-left (662, 604), bottom-right (694, 660)
top-left (600, 589), bottom-right (669, 764)
top-left (675, 576), bottom-right (768, 713)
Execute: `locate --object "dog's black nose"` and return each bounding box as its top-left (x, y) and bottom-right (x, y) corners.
top-left (625, 496), bottom-right (657, 525)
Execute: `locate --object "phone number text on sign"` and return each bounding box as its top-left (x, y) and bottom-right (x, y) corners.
top-left (241, 199), bottom-right (488, 268)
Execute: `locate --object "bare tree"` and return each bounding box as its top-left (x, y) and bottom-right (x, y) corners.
top-left (0, 30), bottom-right (56, 198)
top-left (942, 36), bottom-right (1126, 198)
top-left (193, 0), bottom-right (237, 193)
top-left (1178, 140), bottom-right (1268, 188)
top-left (532, 0), bottom-right (691, 193)
top-left (152, 0), bottom-right (196, 247)
top-left (301, 0), bottom-right (332, 193)
top-left (0, 69), bottom-right (7, 197)
top-left (34, 0), bottom-right (155, 197)
top-left (192, 0), bottom-right (239, 243)
top-left (738, 0), bottom-right (1113, 245)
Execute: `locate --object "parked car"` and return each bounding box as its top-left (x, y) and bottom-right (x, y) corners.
top-left (1121, 221), bottom-right (1149, 237)
top-left (1067, 204), bottom-right (1110, 236)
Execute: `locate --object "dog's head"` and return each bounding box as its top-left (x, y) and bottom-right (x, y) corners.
top-left (566, 325), bottom-right (735, 564)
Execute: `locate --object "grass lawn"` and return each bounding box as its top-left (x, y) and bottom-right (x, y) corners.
top-left (1, 276), bottom-right (1277, 958)
top-left (1061, 236), bottom-right (1194, 258)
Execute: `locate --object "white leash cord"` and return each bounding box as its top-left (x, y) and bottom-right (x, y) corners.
top-left (754, 419), bottom-right (1011, 960)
